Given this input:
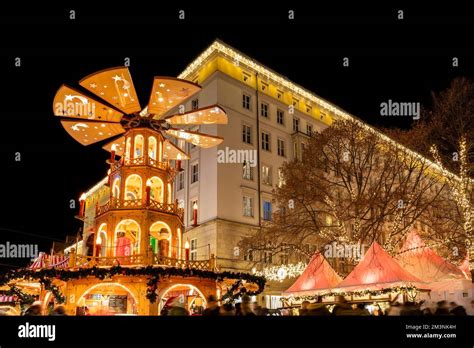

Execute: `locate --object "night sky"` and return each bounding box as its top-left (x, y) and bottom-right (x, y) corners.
top-left (1, 3), bottom-right (473, 269)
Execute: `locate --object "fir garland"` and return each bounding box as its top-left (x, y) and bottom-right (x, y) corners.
top-left (285, 286), bottom-right (421, 303)
top-left (5, 285), bottom-right (35, 307)
top-left (0, 266), bottom-right (266, 304)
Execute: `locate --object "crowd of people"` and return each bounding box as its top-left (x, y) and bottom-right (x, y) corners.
top-left (2, 295), bottom-right (472, 316)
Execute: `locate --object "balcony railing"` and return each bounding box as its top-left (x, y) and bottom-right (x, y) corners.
top-left (96, 198), bottom-right (184, 220)
top-left (69, 252), bottom-right (215, 271)
top-left (111, 156), bottom-right (169, 172)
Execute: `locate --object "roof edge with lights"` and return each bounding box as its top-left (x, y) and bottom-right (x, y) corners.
top-left (178, 39), bottom-right (465, 182)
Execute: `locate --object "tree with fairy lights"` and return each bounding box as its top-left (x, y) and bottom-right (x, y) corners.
top-left (240, 118), bottom-right (468, 275)
top-left (385, 78), bottom-right (474, 269)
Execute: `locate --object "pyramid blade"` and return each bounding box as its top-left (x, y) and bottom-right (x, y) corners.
top-left (102, 136), bottom-right (126, 156)
top-left (165, 105), bottom-right (228, 125)
top-left (162, 139), bottom-right (189, 160)
top-left (165, 129), bottom-right (223, 148)
top-left (61, 120), bottom-right (125, 146)
top-left (79, 67), bottom-right (141, 114)
top-left (148, 77), bottom-right (201, 118)
top-left (53, 84), bottom-right (123, 122)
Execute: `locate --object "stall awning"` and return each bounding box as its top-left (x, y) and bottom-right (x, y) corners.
top-left (396, 230), bottom-right (466, 283)
top-left (283, 252), bottom-right (342, 296)
top-left (333, 241), bottom-right (427, 292)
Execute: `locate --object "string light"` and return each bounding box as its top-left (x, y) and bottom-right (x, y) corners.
top-left (254, 262), bottom-right (307, 282)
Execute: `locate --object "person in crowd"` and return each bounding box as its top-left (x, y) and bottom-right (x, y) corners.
top-left (387, 302), bottom-right (402, 316)
top-left (257, 306), bottom-right (269, 316)
top-left (332, 296), bottom-right (357, 316)
top-left (24, 304), bottom-right (42, 316)
top-left (450, 305), bottom-right (467, 316)
top-left (400, 302), bottom-right (422, 316)
top-left (51, 305), bottom-right (67, 316)
top-left (304, 297), bottom-right (329, 316)
top-left (299, 301), bottom-right (310, 316)
top-left (168, 295), bottom-right (189, 316)
top-left (353, 303), bottom-right (370, 316)
top-left (202, 295), bottom-right (220, 316)
top-left (421, 307), bottom-right (433, 316)
top-left (434, 301), bottom-right (450, 315)
top-left (237, 295), bottom-right (255, 316)
top-left (219, 303), bottom-right (236, 316)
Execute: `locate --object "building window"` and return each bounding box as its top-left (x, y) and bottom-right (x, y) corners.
top-left (191, 98), bottom-right (199, 110)
top-left (261, 103), bottom-right (269, 118)
top-left (306, 105), bottom-right (312, 113)
top-left (243, 195), bottom-right (253, 217)
top-left (263, 250), bottom-right (273, 264)
top-left (280, 253), bottom-right (289, 265)
top-left (244, 249), bottom-right (254, 262)
top-left (242, 161), bottom-right (253, 180)
top-left (242, 72), bottom-right (251, 83)
top-left (263, 201), bottom-right (272, 221)
top-left (242, 124), bottom-right (252, 144)
top-left (261, 82), bottom-right (269, 92)
top-left (278, 168), bottom-right (285, 188)
top-left (277, 139), bottom-right (285, 157)
top-left (242, 93), bottom-right (251, 110)
top-left (293, 117), bottom-right (300, 132)
top-left (261, 132), bottom-right (270, 151)
top-left (277, 90), bottom-right (284, 100)
top-left (292, 98), bottom-right (299, 107)
top-left (277, 109), bottom-right (284, 125)
top-left (191, 163), bottom-right (199, 184)
top-left (177, 171), bottom-right (184, 191)
top-left (262, 165), bottom-right (272, 185)
top-left (190, 238), bottom-right (197, 260)
top-left (307, 124), bottom-right (313, 136)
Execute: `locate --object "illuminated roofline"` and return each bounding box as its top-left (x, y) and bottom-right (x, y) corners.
top-left (179, 40), bottom-right (464, 182)
top-left (84, 176), bottom-right (108, 199)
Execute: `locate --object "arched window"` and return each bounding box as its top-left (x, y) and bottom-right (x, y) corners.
top-left (115, 219), bottom-right (141, 256)
top-left (97, 223), bottom-right (107, 257)
top-left (148, 176), bottom-right (164, 203)
top-left (125, 137), bottom-right (131, 160)
top-left (112, 178), bottom-right (120, 199)
top-left (148, 136), bottom-right (157, 160)
top-left (125, 174), bottom-right (142, 200)
top-left (134, 134), bottom-right (144, 158)
top-left (149, 221), bottom-right (172, 258)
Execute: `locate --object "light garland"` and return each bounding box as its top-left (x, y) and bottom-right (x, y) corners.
top-left (254, 262), bottom-right (307, 282)
top-left (284, 285), bottom-right (422, 303)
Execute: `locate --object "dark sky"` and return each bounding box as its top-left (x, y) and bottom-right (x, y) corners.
top-left (1, 3), bottom-right (473, 269)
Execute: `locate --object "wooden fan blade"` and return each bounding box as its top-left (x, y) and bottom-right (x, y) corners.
top-left (148, 77), bottom-right (201, 118)
top-left (53, 84), bottom-right (123, 122)
top-left (102, 136), bottom-right (126, 156)
top-left (162, 140), bottom-right (189, 160)
top-left (61, 120), bottom-right (125, 146)
top-left (79, 67), bottom-right (141, 114)
top-left (165, 129), bottom-right (223, 148)
top-left (165, 105), bottom-right (228, 125)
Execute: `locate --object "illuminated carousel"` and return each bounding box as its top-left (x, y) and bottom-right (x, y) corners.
top-left (0, 67), bottom-right (265, 315)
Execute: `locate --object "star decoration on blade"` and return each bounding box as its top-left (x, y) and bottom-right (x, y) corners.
top-left (53, 67), bottom-right (228, 159)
